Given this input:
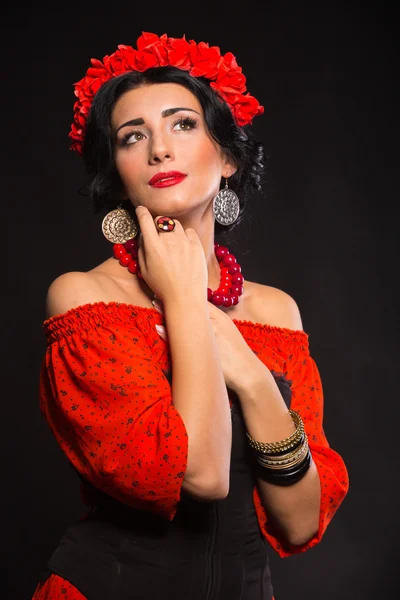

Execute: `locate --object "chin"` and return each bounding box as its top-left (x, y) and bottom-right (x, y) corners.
top-left (149, 195), bottom-right (199, 217)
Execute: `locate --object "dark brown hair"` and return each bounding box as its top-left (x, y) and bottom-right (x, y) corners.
top-left (81, 66), bottom-right (266, 234)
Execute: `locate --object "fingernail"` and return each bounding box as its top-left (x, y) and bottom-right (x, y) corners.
top-left (152, 299), bottom-right (164, 314)
top-left (155, 324), bottom-right (167, 338)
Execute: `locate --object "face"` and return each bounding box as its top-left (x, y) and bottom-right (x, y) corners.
top-left (111, 83), bottom-right (235, 218)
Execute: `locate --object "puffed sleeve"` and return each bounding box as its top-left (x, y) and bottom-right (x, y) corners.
top-left (39, 304), bottom-right (188, 520)
top-left (253, 334), bottom-right (349, 557)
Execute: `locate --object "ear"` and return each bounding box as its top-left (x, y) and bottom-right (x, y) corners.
top-left (118, 187), bottom-right (129, 203)
top-left (221, 154), bottom-right (237, 179)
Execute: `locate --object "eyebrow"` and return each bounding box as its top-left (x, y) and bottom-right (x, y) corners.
top-left (115, 107), bottom-right (200, 133)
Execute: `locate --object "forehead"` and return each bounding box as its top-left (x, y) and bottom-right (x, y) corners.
top-left (112, 83), bottom-right (202, 124)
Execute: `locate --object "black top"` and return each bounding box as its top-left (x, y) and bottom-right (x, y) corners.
top-left (39, 377), bottom-right (292, 600)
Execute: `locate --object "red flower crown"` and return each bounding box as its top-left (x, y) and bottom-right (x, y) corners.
top-left (69, 31), bottom-right (264, 155)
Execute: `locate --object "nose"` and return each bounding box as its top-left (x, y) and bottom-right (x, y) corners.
top-left (148, 131), bottom-right (174, 165)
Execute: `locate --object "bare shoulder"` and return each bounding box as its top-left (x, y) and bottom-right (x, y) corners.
top-left (245, 280), bottom-right (304, 331)
top-left (44, 257), bottom-right (151, 320)
top-left (45, 271), bottom-right (103, 320)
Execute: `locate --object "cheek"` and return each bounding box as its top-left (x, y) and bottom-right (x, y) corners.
top-left (115, 153), bottom-right (141, 188)
top-left (192, 139), bottom-right (222, 173)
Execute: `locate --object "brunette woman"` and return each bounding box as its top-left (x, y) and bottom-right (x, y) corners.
top-left (32, 31), bottom-right (349, 600)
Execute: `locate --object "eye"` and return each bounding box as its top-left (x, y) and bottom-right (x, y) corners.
top-left (119, 130), bottom-right (146, 146)
top-left (172, 116), bottom-right (197, 131)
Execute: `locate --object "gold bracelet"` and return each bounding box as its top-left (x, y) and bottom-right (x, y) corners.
top-left (256, 438), bottom-right (309, 470)
top-left (255, 436), bottom-right (308, 466)
top-left (246, 409), bottom-right (305, 454)
top-left (254, 432), bottom-right (306, 457)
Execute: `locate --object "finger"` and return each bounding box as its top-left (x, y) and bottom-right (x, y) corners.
top-left (135, 229), bottom-right (144, 262)
top-left (153, 215), bottom-right (185, 236)
top-left (134, 206), bottom-right (160, 246)
top-left (152, 298), bottom-right (164, 314)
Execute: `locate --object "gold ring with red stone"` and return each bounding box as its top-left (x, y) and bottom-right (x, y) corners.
top-left (156, 217), bottom-right (176, 232)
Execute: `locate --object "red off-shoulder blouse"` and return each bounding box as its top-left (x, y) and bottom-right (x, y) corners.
top-left (37, 302), bottom-right (348, 570)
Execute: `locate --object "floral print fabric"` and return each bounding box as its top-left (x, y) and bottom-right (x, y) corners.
top-left (32, 573), bottom-right (87, 599)
top-left (39, 302), bottom-right (349, 557)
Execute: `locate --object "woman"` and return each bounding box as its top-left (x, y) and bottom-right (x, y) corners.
top-left (32, 32), bottom-right (349, 600)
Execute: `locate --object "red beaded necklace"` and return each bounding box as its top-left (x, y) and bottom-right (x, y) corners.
top-left (112, 238), bottom-right (244, 308)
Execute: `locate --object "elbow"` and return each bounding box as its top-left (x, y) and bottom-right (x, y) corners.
top-left (285, 527), bottom-right (319, 547)
top-left (270, 512), bottom-right (320, 548)
top-left (284, 515), bottom-right (320, 546)
top-left (183, 471), bottom-right (230, 501)
top-left (202, 478), bottom-right (230, 501)
top-left (196, 485), bottom-right (229, 502)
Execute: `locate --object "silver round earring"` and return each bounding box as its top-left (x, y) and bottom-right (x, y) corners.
top-left (212, 179), bottom-right (240, 226)
top-left (101, 204), bottom-right (139, 244)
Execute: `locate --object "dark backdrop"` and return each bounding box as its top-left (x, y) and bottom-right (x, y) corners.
top-left (2, 2), bottom-right (398, 599)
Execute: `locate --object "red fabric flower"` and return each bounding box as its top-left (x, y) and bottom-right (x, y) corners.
top-left (166, 36), bottom-right (191, 70)
top-left (137, 32), bottom-right (168, 66)
top-left (117, 45), bottom-right (140, 71)
top-left (212, 52), bottom-right (246, 94)
top-left (233, 93), bottom-right (264, 126)
top-left (188, 40), bottom-right (223, 78)
top-left (69, 31), bottom-right (264, 154)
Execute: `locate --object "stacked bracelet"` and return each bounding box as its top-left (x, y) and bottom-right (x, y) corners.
top-left (246, 409), bottom-right (305, 454)
top-left (246, 409), bottom-right (312, 486)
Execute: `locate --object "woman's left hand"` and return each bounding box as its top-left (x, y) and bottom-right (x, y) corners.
top-left (154, 299), bottom-right (263, 393)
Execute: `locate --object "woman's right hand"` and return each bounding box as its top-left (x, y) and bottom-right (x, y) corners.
top-left (134, 205), bottom-right (208, 305)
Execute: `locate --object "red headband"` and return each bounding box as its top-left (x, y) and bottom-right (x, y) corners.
top-left (69, 31), bottom-right (264, 154)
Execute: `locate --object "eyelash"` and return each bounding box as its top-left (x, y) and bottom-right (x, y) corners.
top-left (119, 116), bottom-right (197, 146)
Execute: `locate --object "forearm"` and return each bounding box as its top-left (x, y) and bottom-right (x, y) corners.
top-left (237, 365), bottom-right (321, 546)
top-left (164, 297), bottom-right (232, 498)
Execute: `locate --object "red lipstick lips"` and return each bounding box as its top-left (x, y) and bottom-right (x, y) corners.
top-left (148, 171), bottom-right (187, 188)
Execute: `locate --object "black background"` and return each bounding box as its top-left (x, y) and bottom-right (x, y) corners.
top-left (2, 1), bottom-right (398, 599)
